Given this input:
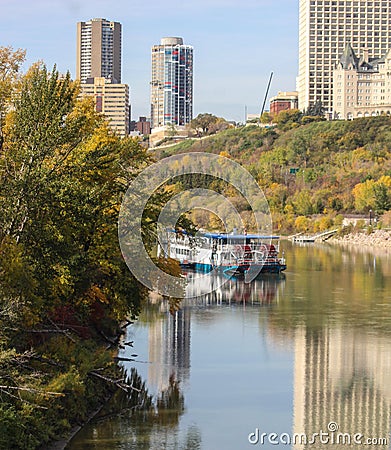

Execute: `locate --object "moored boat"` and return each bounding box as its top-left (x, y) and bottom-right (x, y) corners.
top-left (158, 229), bottom-right (287, 276)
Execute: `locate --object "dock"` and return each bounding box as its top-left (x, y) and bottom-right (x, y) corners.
top-left (290, 229), bottom-right (339, 243)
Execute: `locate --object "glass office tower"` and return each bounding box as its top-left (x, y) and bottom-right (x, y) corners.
top-left (151, 37), bottom-right (193, 129)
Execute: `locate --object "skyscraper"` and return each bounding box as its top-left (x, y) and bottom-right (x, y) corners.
top-left (76, 18), bottom-right (129, 137)
top-left (150, 37), bottom-right (193, 129)
top-left (79, 77), bottom-right (130, 137)
top-left (297, 0), bottom-right (391, 116)
top-left (76, 18), bottom-right (122, 84)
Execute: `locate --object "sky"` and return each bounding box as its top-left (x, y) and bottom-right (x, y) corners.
top-left (0, 0), bottom-right (299, 123)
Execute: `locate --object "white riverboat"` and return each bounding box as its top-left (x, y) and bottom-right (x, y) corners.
top-left (158, 229), bottom-right (287, 276)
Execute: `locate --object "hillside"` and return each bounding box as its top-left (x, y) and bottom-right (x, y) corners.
top-left (152, 116), bottom-right (391, 233)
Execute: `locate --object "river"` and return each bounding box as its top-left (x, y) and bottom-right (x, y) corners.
top-left (67, 241), bottom-right (391, 449)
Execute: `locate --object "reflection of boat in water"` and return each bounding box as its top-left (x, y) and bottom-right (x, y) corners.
top-left (183, 271), bottom-right (285, 305)
top-left (158, 229), bottom-right (287, 276)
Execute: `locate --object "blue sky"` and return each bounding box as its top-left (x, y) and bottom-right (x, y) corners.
top-left (0, 0), bottom-right (298, 122)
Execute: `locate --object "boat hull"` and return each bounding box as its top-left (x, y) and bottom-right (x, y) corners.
top-left (181, 261), bottom-right (287, 275)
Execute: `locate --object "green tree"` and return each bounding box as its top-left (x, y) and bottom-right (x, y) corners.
top-left (260, 112), bottom-right (272, 124)
top-left (0, 62), bottom-right (155, 336)
top-left (190, 113), bottom-right (220, 136)
top-left (304, 99), bottom-right (324, 117)
top-left (374, 182), bottom-right (391, 213)
top-left (274, 109), bottom-right (302, 131)
top-left (0, 62), bottom-right (159, 448)
top-left (293, 190), bottom-right (313, 216)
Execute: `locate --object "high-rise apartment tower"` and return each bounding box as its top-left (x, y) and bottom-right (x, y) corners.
top-left (150, 37), bottom-right (193, 129)
top-left (297, 0), bottom-right (391, 115)
top-left (76, 18), bottom-right (122, 83)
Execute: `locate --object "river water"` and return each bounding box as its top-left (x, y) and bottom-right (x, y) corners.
top-left (67, 242), bottom-right (391, 449)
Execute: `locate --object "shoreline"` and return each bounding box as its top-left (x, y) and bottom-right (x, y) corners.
top-left (330, 229), bottom-right (391, 248)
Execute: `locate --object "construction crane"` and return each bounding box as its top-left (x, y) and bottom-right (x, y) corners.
top-left (259, 72), bottom-right (273, 122)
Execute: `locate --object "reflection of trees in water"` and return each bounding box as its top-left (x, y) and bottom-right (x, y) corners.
top-left (98, 368), bottom-right (184, 425)
top-left (155, 373), bottom-right (184, 427)
top-left (182, 425), bottom-right (202, 450)
top-left (87, 368), bottom-right (196, 449)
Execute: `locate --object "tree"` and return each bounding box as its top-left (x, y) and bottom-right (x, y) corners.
top-left (304, 99), bottom-right (324, 117)
top-left (373, 182), bottom-right (391, 213)
top-left (190, 113), bottom-right (220, 137)
top-left (0, 46), bottom-right (26, 148)
top-left (0, 62), bottom-right (156, 328)
top-left (260, 112), bottom-right (272, 124)
top-left (166, 122), bottom-right (178, 137)
top-left (274, 109), bottom-right (303, 130)
top-left (352, 179), bottom-right (376, 212)
top-left (0, 62), bottom-right (159, 447)
top-left (293, 190), bottom-right (313, 216)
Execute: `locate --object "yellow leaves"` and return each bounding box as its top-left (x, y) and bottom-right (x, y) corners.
top-left (155, 256), bottom-right (182, 277)
top-left (284, 204), bottom-right (295, 216)
top-left (45, 366), bottom-right (85, 397)
top-left (295, 215), bottom-right (310, 232)
top-left (353, 175), bottom-right (391, 212)
top-left (352, 147), bottom-right (371, 164)
top-left (0, 237), bottom-right (37, 296)
top-left (352, 180), bottom-right (375, 211)
top-left (67, 96), bottom-right (101, 133)
top-left (0, 46), bottom-right (26, 112)
top-left (82, 285), bottom-right (109, 305)
top-left (219, 150), bottom-right (231, 158)
top-left (315, 216), bottom-right (333, 232)
top-left (378, 175), bottom-right (391, 188)
top-left (51, 263), bottom-right (73, 299)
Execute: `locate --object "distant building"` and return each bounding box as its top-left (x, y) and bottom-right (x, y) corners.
top-left (150, 37), bottom-right (193, 129)
top-left (136, 116), bottom-right (151, 135)
top-left (79, 77), bottom-right (130, 137)
top-left (270, 91), bottom-right (298, 116)
top-left (76, 18), bottom-right (122, 84)
top-left (76, 19), bottom-right (130, 137)
top-left (129, 120), bottom-right (137, 132)
top-left (149, 125), bottom-right (190, 148)
top-left (333, 43), bottom-right (391, 120)
top-left (246, 113), bottom-right (260, 123)
top-left (297, 0), bottom-right (391, 116)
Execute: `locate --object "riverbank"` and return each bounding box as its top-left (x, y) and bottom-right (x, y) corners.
top-left (331, 228), bottom-right (391, 247)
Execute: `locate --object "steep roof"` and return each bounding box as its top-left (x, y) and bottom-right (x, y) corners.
top-left (339, 42), bottom-right (359, 69)
top-left (338, 43), bottom-right (385, 72)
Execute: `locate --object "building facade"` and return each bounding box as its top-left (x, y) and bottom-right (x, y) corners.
top-left (150, 37), bottom-right (193, 129)
top-left (79, 77), bottom-right (130, 137)
top-left (270, 91), bottom-right (299, 116)
top-left (135, 116), bottom-right (151, 135)
top-left (297, 0), bottom-right (391, 116)
top-left (333, 44), bottom-right (391, 119)
top-left (76, 18), bottom-right (122, 84)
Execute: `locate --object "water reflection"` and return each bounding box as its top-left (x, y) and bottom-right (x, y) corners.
top-left (67, 243), bottom-right (391, 449)
top-left (145, 272), bottom-right (285, 394)
top-left (184, 271), bottom-right (285, 305)
top-left (147, 302), bottom-right (191, 393)
top-left (293, 326), bottom-right (391, 449)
